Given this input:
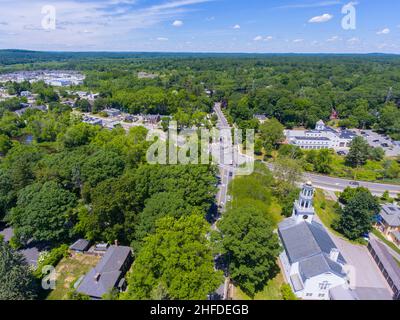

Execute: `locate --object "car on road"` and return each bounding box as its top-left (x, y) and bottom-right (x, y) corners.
top-left (349, 181), bottom-right (360, 187)
top-left (362, 233), bottom-right (370, 242)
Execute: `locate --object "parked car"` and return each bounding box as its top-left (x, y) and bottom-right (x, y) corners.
top-left (381, 143), bottom-right (389, 148)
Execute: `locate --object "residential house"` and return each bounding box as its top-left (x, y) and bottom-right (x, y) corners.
top-left (69, 239), bottom-right (91, 253)
top-left (77, 245), bottom-right (133, 299)
top-left (15, 105), bottom-right (47, 117)
top-left (376, 204), bottom-right (400, 244)
top-left (20, 90), bottom-right (32, 98)
top-left (254, 114), bottom-right (268, 124)
top-left (143, 114), bottom-right (161, 125)
top-left (104, 108), bottom-right (121, 117)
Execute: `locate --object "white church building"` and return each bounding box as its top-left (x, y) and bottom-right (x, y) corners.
top-left (278, 182), bottom-right (349, 300)
top-left (285, 120), bottom-right (356, 151)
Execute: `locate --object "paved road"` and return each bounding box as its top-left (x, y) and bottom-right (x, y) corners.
top-left (214, 102), bottom-right (230, 129)
top-left (263, 161), bottom-right (400, 197)
top-left (305, 172), bottom-right (400, 197)
top-left (214, 102), bottom-right (236, 213)
top-left (212, 102), bottom-right (236, 299)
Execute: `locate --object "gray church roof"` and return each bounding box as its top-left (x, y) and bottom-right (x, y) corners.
top-left (278, 220), bottom-right (345, 264)
top-left (278, 219), bottom-right (346, 281)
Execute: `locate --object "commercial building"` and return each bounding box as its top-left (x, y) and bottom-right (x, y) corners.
top-left (285, 120), bottom-right (357, 151)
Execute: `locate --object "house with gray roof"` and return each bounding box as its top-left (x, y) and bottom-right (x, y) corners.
top-left (278, 182), bottom-right (349, 300)
top-left (69, 239), bottom-right (91, 253)
top-left (376, 204), bottom-right (400, 245)
top-left (77, 245), bottom-right (133, 299)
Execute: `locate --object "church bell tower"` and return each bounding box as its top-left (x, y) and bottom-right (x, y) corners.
top-left (293, 181), bottom-right (315, 224)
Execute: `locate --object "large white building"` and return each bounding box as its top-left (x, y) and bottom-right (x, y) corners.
top-left (285, 120), bottom-right (356, 151)
top-left (278, 182), bottom-right (349, 300)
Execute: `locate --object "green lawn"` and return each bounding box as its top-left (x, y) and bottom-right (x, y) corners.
top-left (232, 272), bottom-right (285, 300)
top-left (371, 229), bottom-right (400, 256)
top-left (314, 189), bottom-right (366, 245)
top-left (46, 253), bottom-right (100, 300)
top-left (314, 189), bottom-right (340, 234)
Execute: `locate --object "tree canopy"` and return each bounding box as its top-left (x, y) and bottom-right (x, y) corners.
top-left (0, 241), bottom-right (38, 300)
top-left (124, 215), bottom-right (223, 300)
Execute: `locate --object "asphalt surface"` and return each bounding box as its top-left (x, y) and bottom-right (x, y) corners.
top-left (213, 102), bottom-right (236, 213)
top-left (313, 214), bottom-right (391, 292)
top-left (264, 161), bottom-right (400, 197)
top-left (304, 172), bottom-right (400, 197)
top-left (353, 129), bottom-right (400, 158)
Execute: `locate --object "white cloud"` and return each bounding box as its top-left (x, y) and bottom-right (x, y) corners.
top-left (0, 0), bottom-right (215, 50)
top-left (233, 24), bottom-right (241, 29)
top-left (172, 20), bottom-right (183, 27)
top-left (327, 35), bottom-right (341, 42)
top-left (293, 38), bottom-right (304, 43)
top-left (157, 37), bottom-right (169, 41)
top-left (344, 1), bottom-right (359, 7)
top-left (308, 13), bottom-right (333, 23)
top-left (254, 35), bottom-right (273, 42)
top-left (377, 28), bottom-right (390, 35)
top-left (276, 1), bottom-right (341, 9)
top-left (347, 37), bottom-right (360, 44)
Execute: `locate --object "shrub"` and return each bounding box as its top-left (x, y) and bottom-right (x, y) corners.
top-left (281, 284), bottom-right (297, 300)
top-left (9, 235), bottom-right (23, 250)
top-left (66, 290), bottom-right (90, 300)
top-left (33, 244), bottom-right (69, 279)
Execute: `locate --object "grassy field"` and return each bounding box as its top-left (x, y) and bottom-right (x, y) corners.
top-left (46, 253), bottom-right (100, 300)
top-left (232, 272), bottom-right (285, 300)
top-left (314, 189), bottom-right (367, 245)
top-left (314, 189), bottom-right (340, 234)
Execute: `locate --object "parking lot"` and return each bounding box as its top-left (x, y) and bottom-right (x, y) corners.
top-left (354, 129), bottom-right (400, 157)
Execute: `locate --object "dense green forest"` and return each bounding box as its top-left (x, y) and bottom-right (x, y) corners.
top-left (1, 50), bottom-right (400, 300)
top-left (1, 50), bottom-right (400, 139)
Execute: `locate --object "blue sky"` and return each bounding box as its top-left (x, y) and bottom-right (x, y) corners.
top-left (0, 0), bottom-right (398, 53)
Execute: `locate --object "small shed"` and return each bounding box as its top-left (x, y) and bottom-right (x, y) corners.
top-left (69, 239), bottom-right (91, 253)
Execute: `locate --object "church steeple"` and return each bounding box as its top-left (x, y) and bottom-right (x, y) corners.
top-left (292, 181), bottom-right (315, 224)
top-left (315, 120), bottom-right (325, 131)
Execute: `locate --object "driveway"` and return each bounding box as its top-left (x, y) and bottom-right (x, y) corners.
top-left (0, 226), bottom-right (45, 267)
top-left (313, 216), bottom-right (391, 291)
